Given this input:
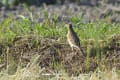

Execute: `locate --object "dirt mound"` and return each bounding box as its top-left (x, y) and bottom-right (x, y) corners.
top-left (0, 36), bottom-right (120, 75)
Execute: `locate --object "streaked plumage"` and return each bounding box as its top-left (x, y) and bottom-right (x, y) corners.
top-left (67, 23), bottom-right (84, 55)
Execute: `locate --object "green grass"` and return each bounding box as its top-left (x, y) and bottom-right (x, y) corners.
top-left (0, 15), bottom-right (120, 80)
top-left (0, 16), bottom-right (120, 44)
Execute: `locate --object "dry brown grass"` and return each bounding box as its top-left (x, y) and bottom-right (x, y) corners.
top-left (0, 36), bottom-right (119, 76)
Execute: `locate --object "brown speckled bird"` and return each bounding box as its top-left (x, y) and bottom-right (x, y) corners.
top-left (66, 23), bottom-right (84, 55)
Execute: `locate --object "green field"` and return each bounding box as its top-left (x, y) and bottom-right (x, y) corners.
top-left (0, 14), bottom-right (120, 80)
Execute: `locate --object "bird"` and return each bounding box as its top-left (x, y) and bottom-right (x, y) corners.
top-left (66, 23), bottom-right (84, 56)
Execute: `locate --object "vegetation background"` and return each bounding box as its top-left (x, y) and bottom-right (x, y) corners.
top-left (0, 0), bottom-right (120, 80)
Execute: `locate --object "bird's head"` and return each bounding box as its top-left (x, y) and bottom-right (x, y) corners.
top-left (65, 23), bottom-right (73, 30)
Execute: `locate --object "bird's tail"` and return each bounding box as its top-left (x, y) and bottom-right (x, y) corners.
top-left (76, 46), bottom-right (85, 56)
top-left (79, 47), bottom-right (85, 56)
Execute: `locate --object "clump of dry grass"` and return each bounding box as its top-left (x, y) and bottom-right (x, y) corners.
top-left (0, 66), bottom-right (119, 80)
top-left (0, 54), bottom-right (119, 80)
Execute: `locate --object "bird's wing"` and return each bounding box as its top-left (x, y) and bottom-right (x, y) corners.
top-left (70, 31), bottom-right (81, 48)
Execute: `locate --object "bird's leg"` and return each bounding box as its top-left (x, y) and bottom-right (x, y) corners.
top-left (72, 47), bottom-right (74, 52)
